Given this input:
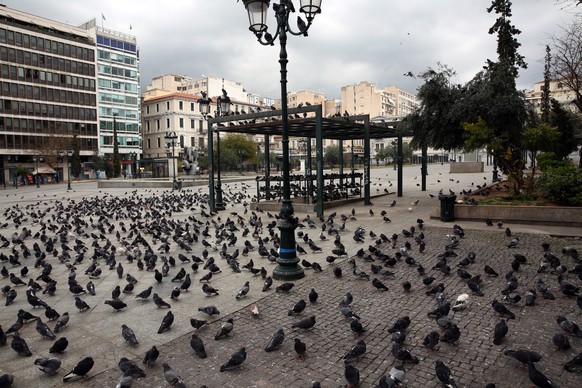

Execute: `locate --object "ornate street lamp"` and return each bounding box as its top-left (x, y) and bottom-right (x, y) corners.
top-left (165, 131), bottom-right (178, 182)
top-left (33, 155), bottom-right (41, 188)
top-left (241, 0), bottom-right (322, 280)
top-left (60, 150), bottom-right (73, 190)
top-left (199, 90), bottom-right (230, 211)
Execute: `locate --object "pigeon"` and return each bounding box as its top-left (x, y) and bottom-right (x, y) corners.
top-left (190, 334), bottom-right (207, 358)
top-left (391, 342), bottom-right (419, 364)
top-left (288, 299), bottom-right (307, 316)
top-left (198, 306), bottom-right (220, 316)
top-left (441, 324), bottom-right (461, 345)
top-left (152, 293), bottom-right (171, 308)
top-left (423, 331), bottom-right (440, 351)
top-left (143, 345), bottom-right (159, 365)
top-left (564, 352), bottom-right (582, 372)
top-left (276, 282), bottom-right (295, 293)
top-left (294, 338), bottom-right (307, 359)
top-left (63, 356), bottom-right (94, 382)
top-left (34, 357), bottom-right (62, 375)
top-left (389, 364), bottom-right (406, 383)
top-left (104, 299), bottom-right (127, 311)
top-left (291, 315), bottom-right (316, 330)
top-left (74, 296), bottom-right (90, 312)
top-left (262, 277), bottom-right (273, 292)
top-left (11, 335), bottom-right (32, 356)
top-left (214, 318), bottom-right (234, 340)
top-left (235, 281), bottom-right (250, 300)
top-left (556, 315), bottom-right (582, 337)
top-left (491, 300), bottom-right (515, 319)
top-left (157, 311), bottom-right (174, 334)
top-left (552, 332), bottom-right (571, 350)
top-left (265, 328), bottom-right (285, 352)
top-left (220, 347), bottom-right (247, 372)
top-left (115, 373), bottom-right (133, 388)
top-left (484, 265), bottom-right (499, 277)
top-left (387, 316), bottom-right (411, 333)
top-left (121, 324), bottom-right (139, 346)
top-left (344, 364), bottom-right (360, 388)
top-left (527, 360), bottom-right (559, 388)
top-left (341, 339), bottom-right (366, 364)
top-left (309, 288), bottom-right (318, 303)
top-left (372, 278), bottom-right (389, 291)
top-left (49, 337), bottom-right (69, 354)
top-left (451, 294), bottom-right (469, 312)
top-left (0, 375), bottom-right (14, 388)
top-left (202, 284), bottom-right (219, 296)
top-left (162, 363), bottom-right (186, 388)
top-left (493, 319), bottom-right (508, 345)
top-left (135, 286), bottom-right (153, 300)
top-left (118, 357), bottom-right (146, 379)
top-left (504, 349), bottom-right (542, 365)
top-left (54, 312), bottom-right (69, 333)
top-left (36, 317), bottom-right (56, 339)
top-left (435, 360), bottom-right (458, 388)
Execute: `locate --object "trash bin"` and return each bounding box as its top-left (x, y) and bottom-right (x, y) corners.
top-left (438, 194), bottom-right (456, 222)
top-left (173, 180), bottom-right (182, 190)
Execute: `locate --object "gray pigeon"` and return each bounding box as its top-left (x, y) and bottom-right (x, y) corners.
top-left (11, 335), bottom-right (32, 356)
top-left (235, 281), bottom-right (250, 300)
top-left (341, 339), bottom-right (366, 364)
top-left (54, 312), bottom-right (69, 333)
top-left (190, 334), bottom-right (207, 358)
top-left (291, 315), bottom-right (316, 330)
top-left (265, 328), bottom-right (285, 352)
top-left (121, 324), bottom-right (139, 346)
top-left (162, 363), bottom-right (186, 388)
top-left (198, 306), bottom-right (220, 316)
top-left (220, 347), bottom-right (247, 372)
top-left (214, 318), bottom-right (234, 340)
top-left (34, 357), bottom-right (62, 375)
top-left (36, 318), bottom-right (56, 339)
top-left (157, 311), bottom-right (174, 334)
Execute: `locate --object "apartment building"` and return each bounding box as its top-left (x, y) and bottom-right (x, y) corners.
top-left (78, 19), bottom-right (141, 175)
top-left (525, 78), bottom-right (579, 115)
top-left (0, 5), bottom-right (140, 182)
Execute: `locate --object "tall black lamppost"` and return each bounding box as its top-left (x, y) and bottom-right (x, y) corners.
top-left (129, 151), bottom-right (137, 178)
top-left (242, 0), bottom-right (322, 280)
top-left (199, 90), bottom-right (230, 211)
top-left (60, 150), bottom-right (73, 190)
top-left (33, 155), bottom-right (41, 188)
top-left (165, 131), bottom-right (178, 182)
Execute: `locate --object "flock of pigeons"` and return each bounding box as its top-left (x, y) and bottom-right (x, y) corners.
top-left (0, 180), bottom-right (581, 387)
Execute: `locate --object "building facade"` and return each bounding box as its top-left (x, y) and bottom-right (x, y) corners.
top-left (79, 19), bottom-right (141, 176)
top-left (0, 5), bottom-right (140, 183)
top-left (525, 78), bottom-right (580, 115)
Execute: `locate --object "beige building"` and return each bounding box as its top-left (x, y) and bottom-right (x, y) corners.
top-left (525, 79), bottom-right (579, 115)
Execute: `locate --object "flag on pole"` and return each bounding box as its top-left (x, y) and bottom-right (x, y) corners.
top-left (101, 13), bottom-right (106, 21)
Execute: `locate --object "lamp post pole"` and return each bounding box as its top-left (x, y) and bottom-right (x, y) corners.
top-left (242, 0), bottom-right (321, 280)
top-left (165, 131), bottom-right (178, 182)
top-left (34, 156), bottom-right (40, 188)
top-left (66, 150), bottom-right (73, 190)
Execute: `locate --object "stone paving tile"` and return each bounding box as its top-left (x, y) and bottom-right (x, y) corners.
top-left (87, 227), bottom-right (581, 388)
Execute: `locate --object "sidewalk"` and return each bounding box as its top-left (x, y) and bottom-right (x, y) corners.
top-left (0, 164), bottom-right (580, 388)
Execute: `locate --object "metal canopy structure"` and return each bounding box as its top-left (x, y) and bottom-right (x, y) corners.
top-left (207, 104), bottom-right (410, 216)
top-left (211, 105), bottom-right (401, 139)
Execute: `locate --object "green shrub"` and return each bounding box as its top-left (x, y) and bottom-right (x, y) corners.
top-left (537, 152), bottom-right (571, 172)
top-left (536, 164), bottom-right (582, 206)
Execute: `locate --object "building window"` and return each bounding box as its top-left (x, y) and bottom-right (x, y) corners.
top-left (156, 103), bottom-right (159, 112)
top-left (179, 118), bottom-right (184, 128)
top-left (157, 137), bottom-right (161, 148)
top-left (191, 137), bottom-right (195, 146)
top-left (156, 119), bottom-right (160, 130)
top-left (191, 119), bottom-right (195, 129)
top-left (146, 105), bottom-right (150, 114)
top-left (166, 101), bottom-right (170, 110)
top-left (166, 118), bottom-right (170, 128)
top-left (179, 101), bottom-right (183, 110)
top-left (190, 102), bottom-right (194, 111)
top-left (147, 138), bottom-right (151, 149)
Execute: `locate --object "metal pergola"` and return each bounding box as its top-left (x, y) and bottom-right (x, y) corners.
top-left (207, 104), bottom-right (410, 216)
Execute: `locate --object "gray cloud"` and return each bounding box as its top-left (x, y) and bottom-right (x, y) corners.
top-left (5, 0), bottom-right (578, 99)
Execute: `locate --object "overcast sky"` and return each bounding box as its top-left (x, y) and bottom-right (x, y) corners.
top-left (3, 0), bottom-right (579, 99)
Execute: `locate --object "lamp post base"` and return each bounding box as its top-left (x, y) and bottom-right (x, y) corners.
top-left (273, 200), bottom-right (304, 281)
top-left (215, 186), bottom-right (225, 211)
top-left (67, 183), bottom-right (72, 190)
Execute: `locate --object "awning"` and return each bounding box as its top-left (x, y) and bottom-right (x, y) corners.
top-left (32, 166), bottom-right (56, 175)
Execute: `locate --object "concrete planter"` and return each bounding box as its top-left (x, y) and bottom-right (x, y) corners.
top-left (449, 162), bottom-right (484, 173)
top-left (431, 204), bottom-right (582, 228)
